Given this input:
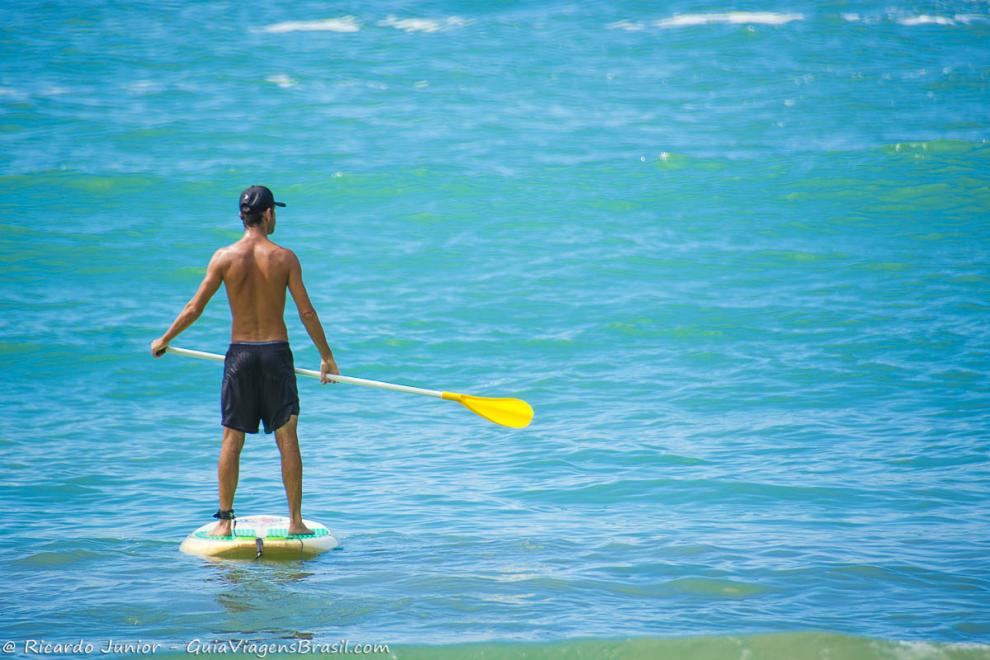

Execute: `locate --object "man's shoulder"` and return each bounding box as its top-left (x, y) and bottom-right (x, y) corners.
top-left (268, 241), bottom-right (299, 263)
top-left (209, 244), bottom-right (234, 265)
top-left (219, 238), bottom-right (297, 266)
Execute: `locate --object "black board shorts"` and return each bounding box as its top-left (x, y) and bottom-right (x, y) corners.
top-left (221, 341), bottom-right (299, 434)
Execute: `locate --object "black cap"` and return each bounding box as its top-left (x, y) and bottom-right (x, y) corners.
top-left (239, 185), bottom-right (286, 213)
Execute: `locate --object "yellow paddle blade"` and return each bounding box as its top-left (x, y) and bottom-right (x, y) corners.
top-left (442, 392), bottom-right (534, 428)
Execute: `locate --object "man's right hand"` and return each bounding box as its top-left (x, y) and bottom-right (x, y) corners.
top-left (320, 356), bottom-right (340, 384)
top-left (150, 337), bottom-right (169, 358)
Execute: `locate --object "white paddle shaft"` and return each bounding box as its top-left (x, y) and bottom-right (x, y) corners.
top-left (166, 346), bottom-right (444, 399)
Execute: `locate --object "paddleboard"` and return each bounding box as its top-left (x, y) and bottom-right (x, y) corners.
top-left (179, 514), bottom-right (338, 559)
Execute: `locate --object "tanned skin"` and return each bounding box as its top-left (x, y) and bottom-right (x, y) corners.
top-left (150, 206), bottom-right (339, 536)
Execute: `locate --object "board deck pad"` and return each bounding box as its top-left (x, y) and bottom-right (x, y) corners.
top-left (180, 514), bottom-right (338, 559)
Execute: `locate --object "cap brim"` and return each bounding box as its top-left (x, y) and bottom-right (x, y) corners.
top-left (274, 201), bottom-right (286, 207)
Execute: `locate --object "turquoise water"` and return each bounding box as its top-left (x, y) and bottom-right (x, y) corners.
top-left (2, 1), bottom-right (989, 658)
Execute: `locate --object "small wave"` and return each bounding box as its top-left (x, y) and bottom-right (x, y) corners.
top-left (898, 14), bottom-right (958, 26)
top-left (263, 17), bottom-right (360, 33)
top-left (378, 15), bottom-right (470, 33)
top-left (664, 577), bottom-right (769, 598)
top-left (899, 14), bottom-right (989, 25)
top-left (124, 80), bottom-right (162, 95)
top-left (265, 74), bottom-right (297, 89)
top-left (0, 86), bottom-right (27, 101)
top-left (842, 12), bottom-right (987, 26)
top-left (393, 634), bottom-right (990, 659)
top-left (655, 12), bottom-right (804, 28)
top-left (606, 20), bottom-right (645, 31)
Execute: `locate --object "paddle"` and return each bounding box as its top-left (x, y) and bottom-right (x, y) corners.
top-left (164, 346), bottom-right (534, 429)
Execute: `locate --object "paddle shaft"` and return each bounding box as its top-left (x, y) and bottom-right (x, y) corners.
top-left (166, 346), bottom-right (444, 399)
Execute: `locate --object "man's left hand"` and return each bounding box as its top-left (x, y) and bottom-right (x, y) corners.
top-left (320, 356), bottom-right (340, 384)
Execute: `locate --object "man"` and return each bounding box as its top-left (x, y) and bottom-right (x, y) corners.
top-left (150, 185), bottom-right (339, 537)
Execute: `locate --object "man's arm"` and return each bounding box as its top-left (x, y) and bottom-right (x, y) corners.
top-left (286, 251), bottom-right (339, 383)
top-left (150, 249), bottom-right (226, 357)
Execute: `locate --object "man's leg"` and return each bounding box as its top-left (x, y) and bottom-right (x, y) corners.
top-left (211, 426), bottom-right (245, 536)
top-left (274, 415), bottom-right (313, 535)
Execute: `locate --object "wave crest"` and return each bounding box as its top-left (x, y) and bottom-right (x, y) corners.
top-left (656, 12), bottom-right (804, 28)
top-left (263, 17), bottom-right (360, 33)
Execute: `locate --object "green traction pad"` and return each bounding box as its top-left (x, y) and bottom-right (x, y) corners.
top-left (195, 527), bottom-right (330, 541)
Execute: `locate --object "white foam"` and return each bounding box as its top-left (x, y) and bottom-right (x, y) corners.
top-left (899, 13), bottom-right (988, 25)
top-left (655, 12), bottom-right (804, 28)
top-left (897, 14), bottom-right (956, 25)
top-left (841, 13), bottom-right (861, 22)
top-left (606, 20), bottom-right (645, 31)
top-left (125, 80), bottom-right (163, 95)
top-left (0, 86), bottom-right (26, 100)
top-left (378, 16), bottom-right (470, 33)
top-left (263, 17), bottom-right (360, 33)
top-left (265, 74), bottom-right (297, 89)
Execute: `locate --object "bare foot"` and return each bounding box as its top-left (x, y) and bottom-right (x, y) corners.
top-left (209, 520), bottom-right (233, 537)
top-left (288, 522), bottom-right (313, 536)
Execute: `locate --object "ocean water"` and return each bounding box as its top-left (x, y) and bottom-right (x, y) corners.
top-left (2, 1), bottom-right (989, 658)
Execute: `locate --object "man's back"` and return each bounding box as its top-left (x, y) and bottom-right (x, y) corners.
top-left (221, 236), bottom-right (292, 343)
top-left (151, 184), bottom-right (337, 383)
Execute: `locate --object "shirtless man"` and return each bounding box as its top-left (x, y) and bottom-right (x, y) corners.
top-left (150, 185), bottom-right (339, 536)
